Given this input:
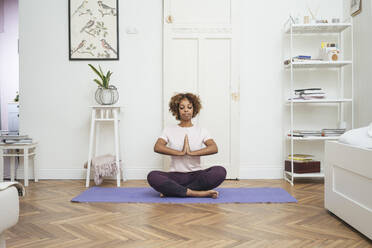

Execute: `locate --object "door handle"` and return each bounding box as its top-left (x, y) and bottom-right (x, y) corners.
top-left (231, 84), bottom-right (240, 102)
top-left (231, 92), bottom-right (240, 102)
top-left (166, 15), bottom-right (174, 24)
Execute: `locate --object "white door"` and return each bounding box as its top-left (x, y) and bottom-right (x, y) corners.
top-left (163, 0), bottom-right (240, 179)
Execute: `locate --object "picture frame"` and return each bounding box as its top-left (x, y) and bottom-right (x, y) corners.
top-left (350, 0), bottom-right (361, 17)
top-left (68, 0), bottom-right (119, 60)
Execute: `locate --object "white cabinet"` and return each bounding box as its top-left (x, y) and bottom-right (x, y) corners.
top-left (8, 103), bottom-right (19, 132)
top-left (283, 20), bottom-right (354, 185)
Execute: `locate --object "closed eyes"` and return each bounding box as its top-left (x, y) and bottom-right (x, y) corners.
top-left (180, 105), bottom-right (193, 109)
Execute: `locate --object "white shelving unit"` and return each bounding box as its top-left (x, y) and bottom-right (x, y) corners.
top-left (285, 23), bottom-right (351, 34)
top-left (286, 99), bottom-right (352, 103)
top-left (285, 61), bottom-right (352, 69)
top-left (284, 19), bottom-right (354, 185)
top-left (285, 136), bottom-right (340, 141)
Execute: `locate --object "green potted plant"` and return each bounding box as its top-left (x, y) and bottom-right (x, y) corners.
top-left (88, 64), bottom-right (119, 105)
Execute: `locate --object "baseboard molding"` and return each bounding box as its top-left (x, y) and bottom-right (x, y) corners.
top-left (13, 168), bottom-right (161, 180)
top-left (12, 166), bottom-right (283, 180)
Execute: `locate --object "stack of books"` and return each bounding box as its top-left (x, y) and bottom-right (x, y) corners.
top-left (0, 134), bottom-right (33, 144)
top-left (288, 130), bottom-right (322, 138)
top-left (285, 154), bottom-right (321, 173)
top-left (287, 154), bottom-right (314, 162)
top-left (289, 88), bottom-right (326, 100)
top-left (283, 55), bottom-right (322, 65)
top-left (321, 128), bottom-right (346, 137)
top-left (288, 128), bottom-right (346, 138)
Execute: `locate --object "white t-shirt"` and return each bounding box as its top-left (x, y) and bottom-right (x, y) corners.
top-left (159, 124), bottom-right (212, 172)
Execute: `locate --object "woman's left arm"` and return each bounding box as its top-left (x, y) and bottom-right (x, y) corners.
top-left (188, 139), bottom-right (218, 156)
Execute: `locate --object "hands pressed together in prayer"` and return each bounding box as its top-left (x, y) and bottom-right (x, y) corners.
top-left (154, 134), bottom-right (218, 157)
top-left (181, 135), bottom-right (195, 156)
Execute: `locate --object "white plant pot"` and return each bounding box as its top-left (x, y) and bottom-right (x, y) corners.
top-left (95, 85), bottom-right (119, 105)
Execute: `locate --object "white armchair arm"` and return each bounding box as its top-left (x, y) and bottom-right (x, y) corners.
top-left (0, 182), bottom-right (24, 248)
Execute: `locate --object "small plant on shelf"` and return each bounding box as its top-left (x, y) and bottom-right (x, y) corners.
top-left (88, 64), bottom-right (119, 105)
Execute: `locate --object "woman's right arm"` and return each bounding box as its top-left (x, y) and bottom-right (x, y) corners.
top-left (154, 138), bottom-right (186, 156)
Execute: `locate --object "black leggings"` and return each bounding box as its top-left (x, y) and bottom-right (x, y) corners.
top-left (147, 166), bottom-right (226, 197)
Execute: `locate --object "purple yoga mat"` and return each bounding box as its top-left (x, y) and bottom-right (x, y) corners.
top-left (71, 187), bottom-right (297, 204)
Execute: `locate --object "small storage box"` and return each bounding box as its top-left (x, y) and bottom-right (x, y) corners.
top-left (285, 160), bottom-right (320, 173)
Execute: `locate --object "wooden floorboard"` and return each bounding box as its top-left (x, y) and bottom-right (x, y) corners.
top-left (4, 179), bottom-right (372, 248)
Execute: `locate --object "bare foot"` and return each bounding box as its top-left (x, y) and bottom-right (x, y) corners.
top-left (160, 193), bottom-right (164, 198)
top-left (186, 189), bottom-right (219, 199)
top-left (210, 191), bottom-right (219, 199)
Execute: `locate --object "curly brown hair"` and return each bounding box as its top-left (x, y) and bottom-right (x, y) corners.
top-left (169, 93), bottom-right (202, 120)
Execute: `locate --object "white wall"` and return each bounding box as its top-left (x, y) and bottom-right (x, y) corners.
top-left (19, 0), bottom-right (163, 179)
top-left (19, 0), bottom-right (344, 180)
top-left (343, 0), bottom-right (372, 128)
top-left (0, 0), bottom-right (18, 130)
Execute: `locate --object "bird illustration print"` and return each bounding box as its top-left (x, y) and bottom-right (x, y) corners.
top-left (97, 1), bottom-right (117, 17)
top-left (100, 39), bottom-right (117, 55)
top-left (80, 20), bottom-right (95, 33)
top-left (71, 40), bottom-right (87, 56)
top-left (72, 0), bottom-right (92, 16)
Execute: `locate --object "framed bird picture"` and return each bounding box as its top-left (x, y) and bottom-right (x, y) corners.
top-left (350, 0), bottom-right (361, 16)
top-left (68, 0), bottom-right (119, 60)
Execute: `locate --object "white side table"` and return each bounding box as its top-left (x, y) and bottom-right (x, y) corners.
top-left (0, 142), bottom-right (38, 187)
top-left (86, 106), bottom-right (124, 187)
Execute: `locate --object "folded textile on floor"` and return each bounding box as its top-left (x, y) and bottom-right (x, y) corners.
top-left (84, 154), bottom-right (121, 185)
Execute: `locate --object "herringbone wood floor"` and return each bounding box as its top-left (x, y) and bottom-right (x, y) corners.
top-left (4, 179), bottom-right (372, 248)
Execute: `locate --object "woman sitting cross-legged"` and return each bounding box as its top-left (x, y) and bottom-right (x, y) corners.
top-left (147, 92), bottom-right (226, 198)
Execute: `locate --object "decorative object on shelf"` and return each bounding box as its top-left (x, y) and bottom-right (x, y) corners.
top-left (306, 4), bottom-right (319, 23)
top-left (350, 0), bottom-right (361, 17)
top-left (88, 64), bottom-right (119, 105)
top-left (95, 85), bottom-right (119, 105)
top-left (14, 91), bottom-right (19, 102)
top-left (303, 16), bottom-right (310, 24)
top-left (319, 42), bottom-right (340, 61)
top-left (289, 14), bottom-right (300, 24)
top-left (68, 0), bottom-right (119, 60)
top-left (285, 160), bottom-right (321, 174)
top-left (285, 154), bottom-right (320, 174)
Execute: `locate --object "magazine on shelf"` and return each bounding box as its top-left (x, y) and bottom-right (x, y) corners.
top-left (294, 88), bottom-right (322, 92)
top-left (321, 128), bottom-right (346, 136)
top-left (288, 96), bottom-right (326, 100)
top-left (295, 91), bottom-right (325, 95)
top-left (301, 95), bottom-right (326, 100)
top-left (321, 128), bottom-right (346, 132)
top-left (3, 139), bottom-right (33, 144)
top-left (0, 130), bottom-right (19, 136)
top-left (288, 130), bottom-right (322, 137)
top-left (288, 128), bottom-right (346, 138)
top-left (292, 88), bottom-right (326, 99)
top-left (287, 154), bottom-right (314, 162)
top-left (0, 133), bottom-right (32, 144)
top-left (0, 135), bottom-right (28, 140)
top-left (284, 58), bottom-right (323, 65)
